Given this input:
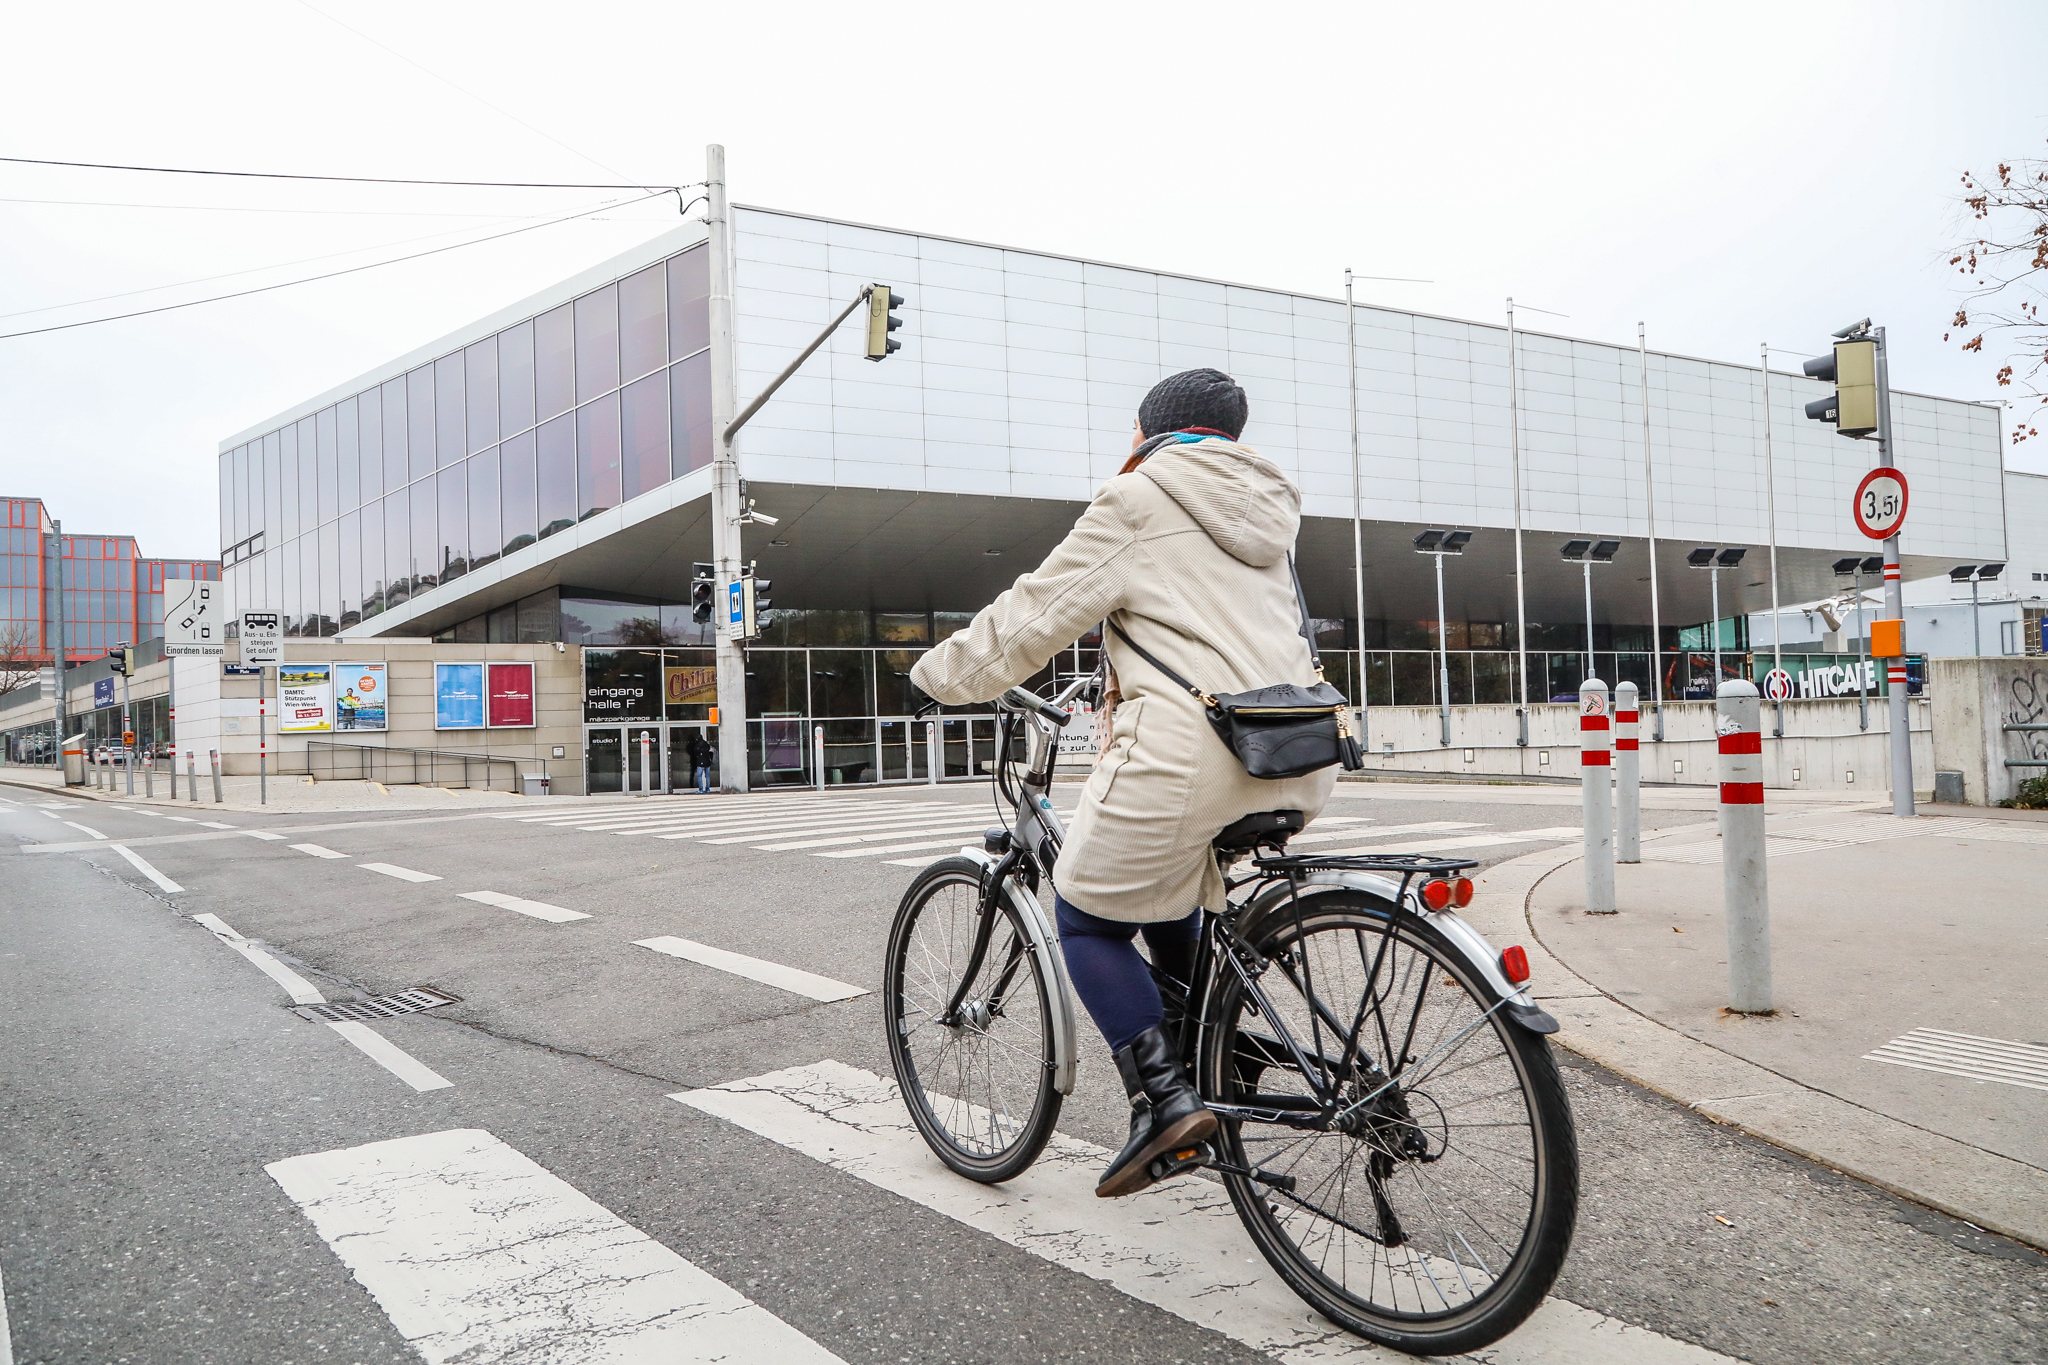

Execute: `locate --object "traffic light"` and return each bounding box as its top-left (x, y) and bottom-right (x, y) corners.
top-left (864, 284), bottom-right (903, 361)
top-left (740, 566), bottom-right (772, 639)
top-left (1801, 335), bottom-right (1880, 439)
top-left (690, 562), bottom-right (715, 626)
top-left (106, 644), bottom-right (134, 677)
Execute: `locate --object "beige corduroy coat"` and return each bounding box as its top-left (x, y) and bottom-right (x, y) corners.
top-left (911, 439), bottom-right (1336, 923)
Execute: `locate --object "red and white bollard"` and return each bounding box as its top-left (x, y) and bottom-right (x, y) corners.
top-left (1579, 678), bottom-right (1615, 914)
top-left (185, 750), bottom-right (199, 804)
top-left (1717, 679), bottom-right (1772, 1013)
top-left (1615, 680), bottom-right (1641, 864)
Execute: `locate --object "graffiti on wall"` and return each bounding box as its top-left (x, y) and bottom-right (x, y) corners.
top-left (2004, 668), bottom-right (2048, 768)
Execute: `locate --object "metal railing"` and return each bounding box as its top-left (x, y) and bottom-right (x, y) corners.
top-left (306, 740), bottom-right (538, 791)
top-left (2002, 722), bottom-right (2048, 769)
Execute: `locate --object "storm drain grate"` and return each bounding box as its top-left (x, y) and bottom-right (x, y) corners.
top-left (295, 987), bottom-right (460, 1023)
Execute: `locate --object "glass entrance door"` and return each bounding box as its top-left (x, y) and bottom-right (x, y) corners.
top-left (668, 724), bottom-right (714, 792)
top-left (586, 728), bottom-right (624, 794)
top-left (625, 724), bottom-right (666, 793)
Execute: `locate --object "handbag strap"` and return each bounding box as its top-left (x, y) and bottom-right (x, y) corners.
top-left (1105, 552), bottom-right (1323, 706)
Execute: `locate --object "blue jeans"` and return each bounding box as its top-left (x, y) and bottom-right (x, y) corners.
top-left (694, 764), bottom-right (712, 794)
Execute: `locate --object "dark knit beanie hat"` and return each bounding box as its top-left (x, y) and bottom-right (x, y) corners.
top-left (1137, 368), bottom-right (1248, 440)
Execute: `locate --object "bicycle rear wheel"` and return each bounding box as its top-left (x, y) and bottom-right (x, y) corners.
top-left (1198, 891), bottom-right (1577, 1356)
top-left (884, 857), bottom-right (1061, 1183)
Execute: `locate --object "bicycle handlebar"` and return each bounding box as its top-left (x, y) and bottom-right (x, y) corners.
top-left (999, 686), bottom-right (1071, 727)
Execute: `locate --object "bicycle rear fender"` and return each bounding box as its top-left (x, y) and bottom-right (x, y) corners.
top-left (1241, 874), bottom-right (1559, 1036)
top-left (950, 847), bottom-right (1082, 1094)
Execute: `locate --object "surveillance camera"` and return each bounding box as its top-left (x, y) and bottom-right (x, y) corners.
top-left (748, 509), bottom-right (779, 527)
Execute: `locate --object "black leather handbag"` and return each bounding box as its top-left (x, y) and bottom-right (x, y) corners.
top-left (1108, 556), bottom-right (1366, 780)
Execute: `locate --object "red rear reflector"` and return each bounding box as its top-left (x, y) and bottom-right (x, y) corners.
top-left (1420, 878), bottom-right (1453, 911)
top-left (1451, 877), bottom-right (1475, 908)
top-left (1500, 945), bottom-right (1530, 984)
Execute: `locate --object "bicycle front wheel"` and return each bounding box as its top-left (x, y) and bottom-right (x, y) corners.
top-left (1199, 892), bottom-right (1577, 1356)
top-left (883, 857), bottom-right (1061, 1183)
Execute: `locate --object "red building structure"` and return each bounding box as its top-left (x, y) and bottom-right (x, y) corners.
top-left (1, 496), bottom-right (220, 667)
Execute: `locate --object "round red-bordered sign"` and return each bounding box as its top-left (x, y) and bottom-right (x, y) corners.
top-left (1852, 468), bottom-right (1909, 540)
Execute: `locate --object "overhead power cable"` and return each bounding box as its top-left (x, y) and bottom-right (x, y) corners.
top-left (0, 194), bottom-right (649, 221)
top-left (0, 189), bottom-right (677, 341)
top-left (0, 153), bottom-right (679, 196)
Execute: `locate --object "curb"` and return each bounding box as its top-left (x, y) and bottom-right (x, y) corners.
top-left (1465, 820), bottom-right (2048, 1253)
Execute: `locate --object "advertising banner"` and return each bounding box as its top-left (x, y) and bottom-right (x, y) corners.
top-left (486, 662), bottom-right (537, 728)
top-left (582, 649), bottom-right (662, 722)
top-left (93, 677), bottom-right (115, 709)
top-left (664, 663), bottom-right (717, 710)
top-left (334, 663), bottom-right (388, 732)
top-left (278, 663), bottom-right (335, 733)
top-left (435, 662), bottom-right (486, 730)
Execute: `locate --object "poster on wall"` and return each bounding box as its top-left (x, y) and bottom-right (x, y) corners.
top-left (486, 662), bottom-right (536, 728)
top-left (664, 663), bottom-right (717, 711)
top-left (278, 663), bottom-right (335, 733)
top-left (334, 663), bottom-right (388, 732)
top-left (434, 662), bottom-right (486, 730)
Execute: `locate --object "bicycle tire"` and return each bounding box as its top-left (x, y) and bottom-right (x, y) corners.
top-left (1199, 891), bottom-right (1577, 1356)
top-left (884, 857), bottom-right (1062, 1183)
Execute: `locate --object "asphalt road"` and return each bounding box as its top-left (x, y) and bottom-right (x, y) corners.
top-left (1, 781), bottom-right (2041, 1364)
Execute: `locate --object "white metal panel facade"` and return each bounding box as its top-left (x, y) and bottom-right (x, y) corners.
top-left (732, 207), bottom-right (2004, 561)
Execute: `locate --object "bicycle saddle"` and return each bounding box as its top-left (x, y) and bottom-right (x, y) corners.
top-left (1212, 809), bottom-right (1306, 853)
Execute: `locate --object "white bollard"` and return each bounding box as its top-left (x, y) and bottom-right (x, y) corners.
top-left (637, 733), bottom-right (652, 793)
top-left (208, 749), bottom-right (225, 804)
top-left (1615, 680), bottom-right (1641, 864)
top-left (1717, 680), bottom-right (1773, 1013)
top-left (1579, 678), bottom-right (1615, 914)
top-left (925, 720), bottom-right (939, 785)
top-left (185, 750), bottom-right (198, 803)
top-left (813, 725), bottom-right (826, 791)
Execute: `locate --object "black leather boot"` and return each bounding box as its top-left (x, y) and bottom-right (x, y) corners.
top-left (1095, 1026), bottom-right (1218, 1198)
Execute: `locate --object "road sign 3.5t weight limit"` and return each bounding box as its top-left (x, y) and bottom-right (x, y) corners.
top-left (1852, 468), bottom-right (1908, 541)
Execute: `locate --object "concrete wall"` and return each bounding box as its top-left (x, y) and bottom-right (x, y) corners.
top-left (1352, 697), bottom-right (1931, 793)
top-left (1929, 656), bottom-right (2048, 805)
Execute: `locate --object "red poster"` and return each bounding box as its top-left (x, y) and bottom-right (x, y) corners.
top-left (486, 662), bottom-right (536, 728)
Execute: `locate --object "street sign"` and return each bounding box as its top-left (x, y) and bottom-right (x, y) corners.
top-left (1761, 668), bottom-right (1794, 701)
top-left (93, 677), bottom-right (115, 709)
top-left (163, 577), bottom-right (226, 656)
top-left (241, 611), bottom-right (282, 666)
top-left (727, 580), bottom-right (743, 627)
top-left (223, 663), bottom-right (263, 676)
top-left (1852, 468), bottom-right (1909, 541)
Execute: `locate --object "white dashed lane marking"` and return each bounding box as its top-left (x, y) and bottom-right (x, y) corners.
top-left (358, 862), bottom-right (441, 883)
top-left (458, 891), bottom-right (589, 923)
top-left (634, 935), bottom-right (866, 1003)
top-left (267, 1129), bottom-right (844, 1364)
top-left (289, 843), bottom-right (348, 859)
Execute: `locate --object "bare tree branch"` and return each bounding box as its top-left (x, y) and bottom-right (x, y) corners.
top-left (0, 624), bottom-right (40, 698)
top-left (1947, 144), bottom-right (2048, 443)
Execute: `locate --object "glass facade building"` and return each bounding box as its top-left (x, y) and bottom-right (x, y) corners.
top-left (217, 244), bottom-right (711, 639)
top-left (0, 496), bottom-right (218, 667)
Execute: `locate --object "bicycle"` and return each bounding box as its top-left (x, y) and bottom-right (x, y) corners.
top-left (882, 675), bottom-right (1579, 1356)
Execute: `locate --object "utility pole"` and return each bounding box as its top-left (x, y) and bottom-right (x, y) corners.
top-left (49, 518), bottom-right (68, 753)
top-left (705, 143), bottom-right (750, 793)
top-left (1872, 325), bottom-right (1913, 817)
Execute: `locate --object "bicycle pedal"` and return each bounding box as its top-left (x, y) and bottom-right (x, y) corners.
top-left (1147, 1140), bottom-right (1215, 1181)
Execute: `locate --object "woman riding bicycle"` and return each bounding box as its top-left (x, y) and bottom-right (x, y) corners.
top-left (912, 368), bottom-right (1336, 1198)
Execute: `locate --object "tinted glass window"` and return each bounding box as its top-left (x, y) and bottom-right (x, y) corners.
top-left (465, 340), bottom-right (498, 454)
top-left (809, 650), bottom-right (873, 717)
top-left (667, 246), bottom-right (710, 358)
top-left (536, 414), bottom-right (576, 540)
top-left (358, 385), bottom-right (383, 501)
top-left (407, 366), bottom-right (435, 483)
top-left (279, 423), bottom-right (300, 541)
top-left (359, 499), bottom-right (384, 619)
top-left (619, 371), bottom-right (669, 502)
top-left (280, 538), bottom-right (300, 635)
top-left (576, 394), bottom-right (620, 522)
top-left (315, 407), bottom-right (338, 525)
top-left (410, 477), bottom-right (438, 591)
top-left (316, 521), bottom-right (339, 636)
top-left (438, 467), bottom-right (468, 582)
top-left (263, 432), bottom-right (281, 543)
top-left (574, 284), bottom-right (620, 404)
top-left (535, 304), bottom-right (574, 421)
top-left (381, 376), bottom-right (408, 493)
top-left (297, 417), bottom-right (318, 533)
top-left (669, 351), bottom-right (713, 476)
top-left (619, 264), bottom-right (665, 380)
top-left (338, 511), bottom-right (360, 628)
top-left (383, 493), bottom-right (409, 609)
top-left (336, 397), bottom-right (359, 515)
top-left (498, 320), bottom-right (535, 436)
top-left (467, 448), bottom-right (500, 572)
top-left (435, 352), bottom-right (465, 470)
top-left (500, 429), bottom-right (538, 557)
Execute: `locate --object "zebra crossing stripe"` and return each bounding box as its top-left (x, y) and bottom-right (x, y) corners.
top-left (1281, 819), bottom-right (1480, 847)
top-left (758, 817), bottom-right (1016, 852)
top-left (268, 1128), bottom-right (845, 1364)
top-left (590, 803), bottom-right (938, 838)
top-left (634, 936), bottom-right (867, 1003)
top-left (700, 808), bottom-right (993, 845)
top-left (675, 1062), bottom-right (1732, 1365)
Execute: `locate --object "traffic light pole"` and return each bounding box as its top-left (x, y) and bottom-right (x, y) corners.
top-left (1872, 326), bottom-right (1914, 818)
top-left (706, 143), bottom-right (750, 794)
top-left (49, 518), bottom-right (68, 763)
top-left (119, 668), bottom-right (134, 796)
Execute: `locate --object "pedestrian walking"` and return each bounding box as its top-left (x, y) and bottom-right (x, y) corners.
top-left (688, 729), bottom-right (715, 794)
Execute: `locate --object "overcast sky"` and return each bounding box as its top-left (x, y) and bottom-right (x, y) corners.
top-left (3, 0), bottom-right (2042, 560)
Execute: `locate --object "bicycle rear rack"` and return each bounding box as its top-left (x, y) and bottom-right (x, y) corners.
top-left (1253, 851), bottom-right (1480, 876)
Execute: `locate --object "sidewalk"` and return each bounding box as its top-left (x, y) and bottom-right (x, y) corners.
top-left (1467, 804), bottom-right (2048, 1251)
top-left (0, 765), bottom-right (539, 815)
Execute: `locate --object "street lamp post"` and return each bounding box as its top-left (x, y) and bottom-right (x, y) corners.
top-left (1949, 563), bottom-right (2008, 656)
top-left (1413, 529), bottom-right (1473, 746)
top-left (1559, 539), bottom-right (1620, 681)
top-left (1688, 547), bottom-right (1747, 695)
top-left (1835, 554), bottom-right (1883, 729)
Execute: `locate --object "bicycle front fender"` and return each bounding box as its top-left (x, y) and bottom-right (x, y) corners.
top-left (1242, 873), bottom-right (1559, 1037)
top-left (950, 846), bottom-right (1081, 1095)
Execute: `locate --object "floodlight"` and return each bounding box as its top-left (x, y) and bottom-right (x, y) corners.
top-left (1686, 548), bottom-right (1716, 567)
top-left (1413, 529), bottom-right (1445, 552)
top-left (1591, 540), bottom-right (1621, 562)
top-left (1979, 563), bottom-right (2005, 581)
top-left (1716, 548), bottom-right (1747, 567)
top-left (1561, 539), bottom-right (1592, 560)
top-left (1832, 556), bottom-right (1861, 575)
top-left (1948, 565), bottom-right (1977, 582)
top-left (1441, 530), bottom-right (1473, 553)
top-left (1859, 555), bottom-right (1883, 574)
